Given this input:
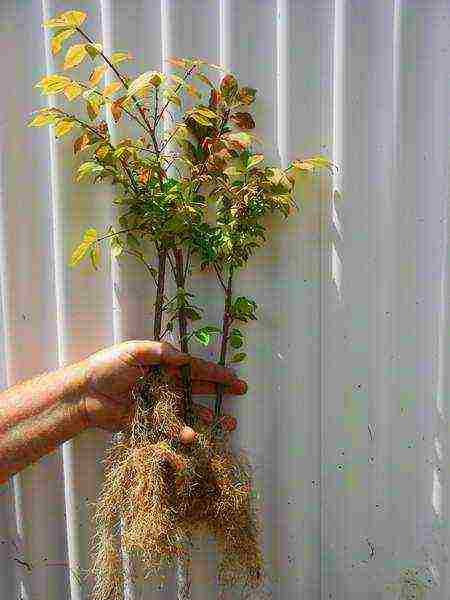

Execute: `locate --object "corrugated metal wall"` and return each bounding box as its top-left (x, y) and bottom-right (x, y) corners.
top-left (0, 0), bottom-right (449, 598)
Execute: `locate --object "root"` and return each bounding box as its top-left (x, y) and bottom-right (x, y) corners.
top-left (90, 368), bottom-right (265, 599)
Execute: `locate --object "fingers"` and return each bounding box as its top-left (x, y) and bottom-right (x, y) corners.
top-left (192, 404), bottom-right (237, 432)
top-left (188, 356), bottom-right (237, 384)
top-left (178, 405), bottom-right (238, 445)
top-left (165, 370), bottom-right (247, 395)
top-left (123, 341), bottom-right (240, 387)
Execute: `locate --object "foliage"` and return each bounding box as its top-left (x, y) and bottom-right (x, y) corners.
top-left (29, 7), bottom-right (336, 402)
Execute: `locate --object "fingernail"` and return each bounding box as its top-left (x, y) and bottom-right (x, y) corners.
top-left (180, 426), bottom-right (197, 444)
top-left (235, 379), bottom-right (248, 394)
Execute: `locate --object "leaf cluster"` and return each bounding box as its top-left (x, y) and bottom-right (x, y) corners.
top-left (29, 9), bottom-right (337, 366)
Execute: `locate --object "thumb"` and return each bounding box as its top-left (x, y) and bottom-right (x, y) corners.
top-left (179, 424), bottom-right (198, 445)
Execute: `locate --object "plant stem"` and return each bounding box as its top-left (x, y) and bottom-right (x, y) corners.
top-left (214, 269), bottom-right (233, 422)
top-left (154, 248), bottom-right (167, 341)
top-left (173, 248), bottom-right (193, 425)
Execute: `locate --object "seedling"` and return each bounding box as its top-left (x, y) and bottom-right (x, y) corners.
top-left (29, 9), bottom-right (336, 599)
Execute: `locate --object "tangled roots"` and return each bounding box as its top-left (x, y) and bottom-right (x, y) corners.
top-left (90, 368), bottom-right (265, 600)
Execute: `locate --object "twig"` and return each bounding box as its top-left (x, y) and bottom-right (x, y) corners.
top-left (154, 249), bottom-right (167, 340)
top-left (173, 248), bottom-right (193, 424)
top-left (213, 269), bottom-right (233, 423)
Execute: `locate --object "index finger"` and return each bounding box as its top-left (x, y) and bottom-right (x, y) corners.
top-left (157, 342), bottom-right (237, 384)
top-left (187, 356), bottom-right (236, 384)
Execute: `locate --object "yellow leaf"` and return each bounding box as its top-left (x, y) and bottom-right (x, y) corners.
top-left (127, 71), bottom-right (165, 97)
top-left (111, 52), bottom-right (133, 65)
top-left (291, 160), bottom-right (315, 172)
top-left (63, 44), bottom-right (88, 70)
top-left (54, 120), bottom-right (75, 138)
top-left (86, 100), bottom-right (100, 121)
top-left (95, 145), bottom-right (110, 159)
top-left (27, 113), bottom-right (58, 127)
top-left (64, 82), bottom-right (83, 101)
top-left (44, 10), bottom-right (87, 28)
top-left (103, 81), bottom-right (122, 97)
top-left (35, 74), bottom-right (71, 94)
top-left (51, 28), bottom-right (75, 55)
top-left (69, 228), bottom-right (98, 267)
top-left (88, 65), bottom-right (107, 87)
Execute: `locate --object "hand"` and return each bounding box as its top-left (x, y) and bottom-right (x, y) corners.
top-left (80, 340), bottom-right (247, 443)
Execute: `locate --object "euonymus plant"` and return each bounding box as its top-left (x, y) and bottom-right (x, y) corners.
top-left (29, 9), bottom-right (336, 597)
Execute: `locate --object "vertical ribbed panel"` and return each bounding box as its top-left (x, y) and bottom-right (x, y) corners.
top-left (2, 2), bottom-right (450, 599)
top-left (43, 2), bottom-right (114, 599)
top-left (0, 1), bottom-right (67, 598)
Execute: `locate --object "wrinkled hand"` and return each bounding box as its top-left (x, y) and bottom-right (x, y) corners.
top-left (81, 340), bottom-right (247, 443)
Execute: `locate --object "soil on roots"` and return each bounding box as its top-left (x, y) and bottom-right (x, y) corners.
top-left (90, 368), bottom-right (265, 600)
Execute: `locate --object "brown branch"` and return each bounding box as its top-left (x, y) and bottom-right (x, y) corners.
top-left (154, 249), bottom-right (167, 341)
top-left (173, 248), bottom-right (193, 424)
top-left (213, 269), bottom-right (233, 423)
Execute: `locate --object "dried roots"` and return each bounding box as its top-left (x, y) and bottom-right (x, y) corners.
top-left (90, 368), bottom-right (265, 599)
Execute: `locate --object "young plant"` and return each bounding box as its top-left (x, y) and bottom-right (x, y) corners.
top-left (29, 9), bottom-right (336, 599)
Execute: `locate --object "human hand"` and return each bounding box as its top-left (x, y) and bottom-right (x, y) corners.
top-left (80, 340), bottom-right (247, 442)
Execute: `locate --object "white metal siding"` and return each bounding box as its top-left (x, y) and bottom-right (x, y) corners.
top-left (0, 1), bottom-right (449, 599)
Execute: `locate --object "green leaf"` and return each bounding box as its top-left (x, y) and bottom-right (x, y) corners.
top-left (229, 352), bottom-right (247, 364)
top-left (229, 328), bottom-right (244, 349)
top-left (193, 325), bottom-right (222, 346)
top-left (201, 326), bottom-right (222, 333)
top-left (69, 228), bottom-right (98, 267)
top-left (126, 232), bottom-right (141, 250)
top-left (231, 296), bottom-right (258, 321)
top-left (90, 243), bottom-right (101, 270)
top-left (75, 161), bottom-right (104, 182)
top-left (194, 330), bottom-right (210, 346)
top-left (185, 308), bottom-right (203, 321)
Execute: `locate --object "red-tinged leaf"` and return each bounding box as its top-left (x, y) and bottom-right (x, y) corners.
top-left (238, 87), bottom-right (257, 105)
top-left (139, 169), bottom-right (151, 184)
top-left (223, 131), bottom-right (252, 151)
top-left (185, 84), bottom-right (201, 99)
top-left (247, 153), bottom-right (265, 169)
top-left (97, 121), bottom-right (109, 136)
top-left (231, 112), bottom-right (255, 130)
top-left (111, 96), bottom-right (125, 123)
top-left (219, 74), bottom-right (238, 104)
top-left (201, 137), bottom-right (214, 151)
top-left (209, 89), bottom-right (221, 108)
top-left (73, 132), bottom-right (91, 155)
top-left (195, 72), bottom-right (214, 88)
top-left (167, 57), bottom-right (187, 69)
